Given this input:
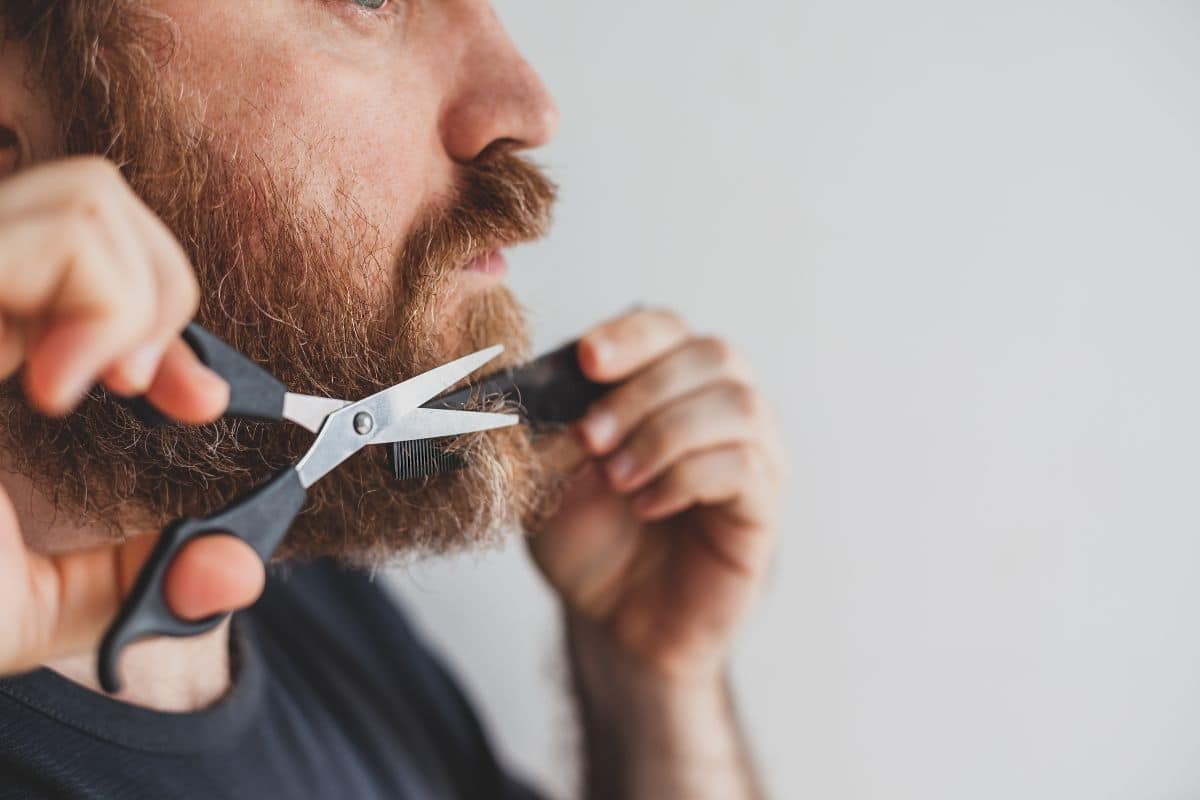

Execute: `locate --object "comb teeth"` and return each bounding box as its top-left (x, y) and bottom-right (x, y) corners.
top-left (389, 339), bottom-right (608, 482)
top-left (389, 438), bottom-right (469, 481)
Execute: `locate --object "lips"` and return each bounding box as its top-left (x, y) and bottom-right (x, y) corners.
top-left (463, 250), bottom-right (508, 278)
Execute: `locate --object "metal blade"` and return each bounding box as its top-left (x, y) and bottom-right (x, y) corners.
top-left (293, 345), bottom-right (507, 488)
top-left (368, 408), bottom-right (517, 445)
top-left (282, 393), bottom-right (351, 433)
top-left (366, 344), bottom-right (507, 446)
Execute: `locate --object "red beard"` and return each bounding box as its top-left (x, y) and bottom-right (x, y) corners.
top-left (0, 3), bottom-right (561, 565)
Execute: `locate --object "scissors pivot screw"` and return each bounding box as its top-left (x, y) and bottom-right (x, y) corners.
top-left (353, 412), bottom-right (375, 436)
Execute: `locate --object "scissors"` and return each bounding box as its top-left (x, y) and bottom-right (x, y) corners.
top-left (98, 323), bottom-right (517, 693)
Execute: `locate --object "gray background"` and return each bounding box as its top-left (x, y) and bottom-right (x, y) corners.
top-left (387, 2), bottom-right (1200, 798)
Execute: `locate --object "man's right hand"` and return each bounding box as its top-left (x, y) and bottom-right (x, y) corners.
top-left (0, 157), bottom-right (264, 679)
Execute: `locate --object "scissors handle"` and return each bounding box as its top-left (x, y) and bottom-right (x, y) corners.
top-left (97, 467), bottom-right (308, 693)
top-left (123, 323), bottom-right (288, 426)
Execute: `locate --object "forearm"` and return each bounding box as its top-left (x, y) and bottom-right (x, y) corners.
top-left (567, 616), bottom-right (764, 800)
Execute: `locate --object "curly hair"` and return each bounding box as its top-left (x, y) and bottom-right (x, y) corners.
top-left (3, 1), bottom-right (169, 161)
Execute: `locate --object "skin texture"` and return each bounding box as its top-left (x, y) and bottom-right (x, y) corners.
top-left (0, 3), bottom-right (782, 798)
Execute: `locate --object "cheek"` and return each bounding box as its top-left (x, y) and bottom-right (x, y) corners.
top-left (161, 5), bottom-right (439, 257)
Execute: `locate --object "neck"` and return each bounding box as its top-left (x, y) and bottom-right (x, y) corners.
top-left (48, 623), bottom-right (234, 713)
top-left (2, 468), bottom-right (235, 713)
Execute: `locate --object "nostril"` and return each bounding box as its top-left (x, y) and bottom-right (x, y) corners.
top-left (0, 127), bottom-right (17, 150)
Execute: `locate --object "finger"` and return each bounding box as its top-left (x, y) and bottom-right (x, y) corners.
top-left (30, 165), bottom-right (155, 396)
top-left (605, 381), bottom-right (762, 493)
top-left (20, 533), bottom-right (263, 670)
top-left (0, 156), bottom-right (123, 220)
top-left (577, 308), bottom-right (690, 383)
top-left (24, 313), bottom-right (142, 416)
top-left (579, 336), bottom-right (753, 455)
top-left (631, 445), bottom-right (778, 567)
top-left (19, 535), bottom-right (153, 670)
top-left (0, 161), bottom-right (157, 408)
top-left (104, 194), bottom-right (199, 394)
top-left (143, 338), bottom-right (230, 425)
top-left (163, 536), bottom-right (265, 621)
top-left (15, 225), bottom-right (155, 414)
top-left (0, 313), bottom-right (25, 381)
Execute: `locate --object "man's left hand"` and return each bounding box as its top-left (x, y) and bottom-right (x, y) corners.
top-left (529, 308), bottom-right (785, 684)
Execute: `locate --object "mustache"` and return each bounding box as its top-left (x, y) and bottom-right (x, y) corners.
top-left (398, 148), bottom-right (558, 290)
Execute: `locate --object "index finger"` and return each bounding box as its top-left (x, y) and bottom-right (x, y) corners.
top-left (578, 308), bottom-right (691, 383)
top-left (142, 337), bottom-right (230, 425)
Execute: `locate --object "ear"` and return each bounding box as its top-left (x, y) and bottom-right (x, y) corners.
top-left (0, 36), bottom-right (50, 179)
top-left (0, 124), bottom-right (17, 177)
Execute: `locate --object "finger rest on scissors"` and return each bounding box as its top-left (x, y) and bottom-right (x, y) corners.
top-left (117, 322), bottom-right (289, 428)
top-left (97, 468), bottom-right (308, 693)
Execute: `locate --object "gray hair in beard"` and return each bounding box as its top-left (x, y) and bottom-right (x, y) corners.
top-left (0, 2), bottom-right (562, 565)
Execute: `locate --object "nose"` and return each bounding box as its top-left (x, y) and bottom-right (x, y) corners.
top-left (438, 7), bottom-right (559, 163)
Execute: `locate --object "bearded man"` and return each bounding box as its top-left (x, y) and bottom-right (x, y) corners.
top-left (0, 2), bottom-right (784, 798)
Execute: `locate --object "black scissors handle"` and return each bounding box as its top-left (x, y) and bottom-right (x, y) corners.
top-left (100, 324), bottom-right (304, 693)
top-left (97, 467), bottom-right (308, 693)
top-left (122, 323), bottom-right (288, 426)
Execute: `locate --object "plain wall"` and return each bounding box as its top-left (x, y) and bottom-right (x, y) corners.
top-left (387, 2), bottom-right (1200, 798)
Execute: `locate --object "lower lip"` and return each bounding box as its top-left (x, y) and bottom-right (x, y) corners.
top-left (465, 251), bottom-right (508, 278)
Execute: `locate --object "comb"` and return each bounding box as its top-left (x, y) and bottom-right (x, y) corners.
top-left (387, 340), bottom-right (607, 480)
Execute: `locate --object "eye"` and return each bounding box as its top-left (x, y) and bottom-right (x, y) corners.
top-left (352, 0), bottom-right (388, 8)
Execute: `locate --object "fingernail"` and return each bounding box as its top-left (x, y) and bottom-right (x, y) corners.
top-left (53, 371), bottom-right (95, 413)
top-left (582, 410), bottom-right (617, 451)
top-left (589, 337), bottom-right (613, 367)
top-left (121, 343), bottom-right (165, 393)
top-left (607, 450), bottom-right (637, 485)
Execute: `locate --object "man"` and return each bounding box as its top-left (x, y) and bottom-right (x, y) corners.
top-left (0, 2), bottom-right (784, 798)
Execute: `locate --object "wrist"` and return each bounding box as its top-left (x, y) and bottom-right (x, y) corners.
top-left (567, 612), bottom-right (724, 706)
top-left (566, 613), bottom-right (762, 799)
top-left (567, 612), bottom-right (736, 758)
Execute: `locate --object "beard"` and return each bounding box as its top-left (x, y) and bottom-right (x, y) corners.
top-left (0, 3), bottom-right (560, 565)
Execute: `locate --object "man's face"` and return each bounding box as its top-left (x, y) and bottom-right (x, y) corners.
top-left (155, 0), bottom-right (557, 305)
top-left (1, 0), bottom-right (564, 563)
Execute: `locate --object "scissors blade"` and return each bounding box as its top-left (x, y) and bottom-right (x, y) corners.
top-left (366, 344), bottom-right (508, 445)
top-left (368, 407), bottom-right (517, 445)
top-left (282, 393), bottom-right (352, 433)
top-left (294, 344), bottom-right (507, 488)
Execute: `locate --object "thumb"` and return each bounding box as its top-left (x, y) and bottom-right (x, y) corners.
top-left (21, 534), bottom-right (264, 673)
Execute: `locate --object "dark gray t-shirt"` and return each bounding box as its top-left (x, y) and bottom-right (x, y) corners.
top-left (0, 560), bottom-right (542, 799)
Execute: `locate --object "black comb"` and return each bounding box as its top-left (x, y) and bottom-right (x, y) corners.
top-left (388, 340), bottom-right (607, 480)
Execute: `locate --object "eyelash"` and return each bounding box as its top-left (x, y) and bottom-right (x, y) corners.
top-left (331, 0), bottom-right (398, 21)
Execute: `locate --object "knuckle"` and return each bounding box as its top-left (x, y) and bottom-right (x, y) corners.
top-left (637, 422), bottom-right (670, 462)
top-left (65, 160), bottom-right (126, 217)
top-left (634, 367), bottom-right (669, 406)
top-left (647, 306), bottom-right (688, 333)
top-left (170, 267), bottom-right (202, 319)
top-left (698, 336), bottom-right (735, 367)
top-left (64, 191), bottom-right (106, 225)
top-left (729, 445), bottom-right (756, 475)
top-left (660, 463), bottom-right (688, 493)
top-left (700, 336), bottom-right (750, 377)
top-left (723, 379), bottom-right (761, 418)
top-left (71, 155), bottom-right (121, 185)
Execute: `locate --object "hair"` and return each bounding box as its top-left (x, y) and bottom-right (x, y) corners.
top-left (4, 2), bottom-right (165, 160)
top-left (0, 0), bottom-right (562, 564)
